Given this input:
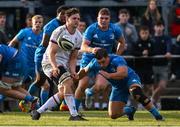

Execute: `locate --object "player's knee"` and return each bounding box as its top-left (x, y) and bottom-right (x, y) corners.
top-left (130, 86), bottom-right (150, 106)
top-left (109, 113), bottom-right (122, 119)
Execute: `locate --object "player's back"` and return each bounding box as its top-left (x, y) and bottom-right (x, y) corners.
top-left (0, 44), bottom-right (17, 65)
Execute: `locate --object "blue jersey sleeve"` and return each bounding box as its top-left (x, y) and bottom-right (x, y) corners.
top-left (43, 24), bottom-right (56, 36)
top-left (113, 24), bottom-right (123, 40)
top-left (86, 58), bottom-right (100, 73)
top-left (16, 29), bottom-right (26, 42)
top-left (111, 56), bottom-right (127, 68)
top-left (83, 24), bottom-right (96, 42)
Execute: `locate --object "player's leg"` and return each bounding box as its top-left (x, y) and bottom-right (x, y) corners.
top-left (75, 75), bottom-right (90, 110)
top-left (28, 63), bottom-right (50, 105)
top-left (108, 87), bottom-right (136, 120)
top-left (59, 72), bottom-right (87, 121)
top-left (129, 84), bottom-right (164, 121)
top-left (85, 74), bottom-right (109, 109)
top-left (31, 88), bottom-right (64, 120)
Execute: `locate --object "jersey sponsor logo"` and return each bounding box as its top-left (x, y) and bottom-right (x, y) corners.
top-left (28, 37), bottom-right (32, 40)
top-left (93, 34), bottom-right (98, 39)
top-left (110, 34), bottom-right (114, 39)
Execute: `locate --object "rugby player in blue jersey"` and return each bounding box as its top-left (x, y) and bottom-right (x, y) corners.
top-left (9, 15), bottom-right (43, 87)
top-left (0, 44), bottom-right (38, 112)
top-left (75, 8), bottom-right (125, 110)
top-left (78, 48), bottom-right (164, 121)
top-left (29, 6), bottom-right (68, 106)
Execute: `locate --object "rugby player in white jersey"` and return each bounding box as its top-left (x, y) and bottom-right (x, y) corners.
top-left (30, 8), bottom-right (87, 121)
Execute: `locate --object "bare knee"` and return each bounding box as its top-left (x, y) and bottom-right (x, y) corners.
top-left (109, 113), bottom-right (123, 119)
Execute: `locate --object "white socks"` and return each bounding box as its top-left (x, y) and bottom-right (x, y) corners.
top-left (64, 94), bottom-right (78, 117)
top-left (37, 93), bottom-right (60, 113)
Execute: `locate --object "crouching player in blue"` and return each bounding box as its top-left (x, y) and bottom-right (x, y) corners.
top-left (0, 44), bottom-right (38, 112)
top-left (78, 48), bottom-right (164, 121)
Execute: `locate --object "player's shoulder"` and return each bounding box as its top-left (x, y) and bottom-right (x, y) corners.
top-left (44, 18), bottom-right (59, 28)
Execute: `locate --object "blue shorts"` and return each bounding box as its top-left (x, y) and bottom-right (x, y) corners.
top-left (109, 72), bottom-right (142, 103)
top-left (23, 67), bottom-right (35, 83)
top-left (2, 52), bottom-right (25, 79)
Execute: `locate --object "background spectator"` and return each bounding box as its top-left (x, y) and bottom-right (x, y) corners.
top-left (141, 0), bottom-right (163, 35)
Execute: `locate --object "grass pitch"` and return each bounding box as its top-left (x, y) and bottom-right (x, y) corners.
top-left (0, 110), bottom-right (180, 126)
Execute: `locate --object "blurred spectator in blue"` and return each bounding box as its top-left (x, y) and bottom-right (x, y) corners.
top-left (141, 0), bottom-right (163, 35)
top-left (151, 21), bottom-right (172, 109)
top-left (133, 26), bottom-right (154, 96)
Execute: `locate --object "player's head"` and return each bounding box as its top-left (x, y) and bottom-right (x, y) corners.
top-left (25, 13), bottom-right (34, 27)
top-left (0, 11), bottom-right (6, 27)
top-left (57, 5), bottom-right (69, 24)
top-left (154, 20), bottom-right (164, 35)
top-left (77, 21), bottom-right (86, 34)
top-left (95, 48), bottom-right (110, 68)
top-left (65, 8), bottom-right (80, 29)
top-left (97, 8), bottom-right (111, 30)
top-left (139, 26), bottom-right (150, 41)
top-left (32, 15), bottom-right (44, 31)
top-left (118, 9), bottom-right (129, 24)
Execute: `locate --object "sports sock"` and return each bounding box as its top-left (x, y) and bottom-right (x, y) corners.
top-left (37, 93), bottom-right (61, 113)
top-left (24, 95), bottom-right (34, 103)
top-left (85, 88), bottom-right (94, 97)
top-left (28, 83), bottom-right (39, 95)
top-left (40, 89), bottom-right (49, 105)
top-left (75, 98), bottom-right (81, 110)
top-left (123, 106), bottom-right (134, 115)
top-left (149, 106), bottom-right (161, 118)
top-left (64, 94), bottom-right (78, 117)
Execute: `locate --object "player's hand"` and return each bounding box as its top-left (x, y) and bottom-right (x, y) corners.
top-left (52, 67), bottom-right (60, 78)
top-left (165, 52), bottom-right (171, 59)
top-left (71, 72), bottom-right (79, 83)
top-left (142, 50), bottom-right (148, 56)
top-left (99, 70), bottom-right (110, 79)
top-left (92, 47), bottom-right (101, 54)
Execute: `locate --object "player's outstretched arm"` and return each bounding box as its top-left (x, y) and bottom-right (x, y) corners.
top-left (116, 36), bottom-right (125, 55)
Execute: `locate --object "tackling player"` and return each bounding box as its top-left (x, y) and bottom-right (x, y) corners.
top-left (75, 8), bottom-right (125, 111)
top-left (78, 48), bottom-right (164, 121)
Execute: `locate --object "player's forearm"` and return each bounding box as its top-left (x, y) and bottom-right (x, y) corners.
top-left (69, 58), bottom-right (77, 74)
top-left (77, 68), bottom-right (88, 80)
top-left (49, 52), bottom-right (58, 69)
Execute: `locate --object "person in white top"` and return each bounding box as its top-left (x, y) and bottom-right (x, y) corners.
top-left (30, 8), bottom-right (87, 121)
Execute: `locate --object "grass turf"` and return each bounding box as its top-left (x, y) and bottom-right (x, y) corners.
top-left (0, 110), bottom-right (180, 126)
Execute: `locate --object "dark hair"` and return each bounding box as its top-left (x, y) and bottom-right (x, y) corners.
top-left (26, 13), bottom-right (34, 19)
top-left (139, 25), bottom-right (149, 32)
top-left (56, 5), bottom-right (69, 14)
top-left (0, 11), bottom-right (6, 16)
top-left (65, 8), bottom-right (80, 17)
top-left (98, 8), bottom-right (111, 16)
top-left (154, 20), bottom-right (164, 26)
top-left (95, 48), bottom-right (108, 60)
top-left (119, 9), bottom-right (129, 15)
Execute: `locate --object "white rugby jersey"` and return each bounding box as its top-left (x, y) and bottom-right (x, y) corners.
top-left (42, 25), bottom-right (82, 71)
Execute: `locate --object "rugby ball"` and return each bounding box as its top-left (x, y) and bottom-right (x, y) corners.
top-left (57, 35), bottom-right (74, 51)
